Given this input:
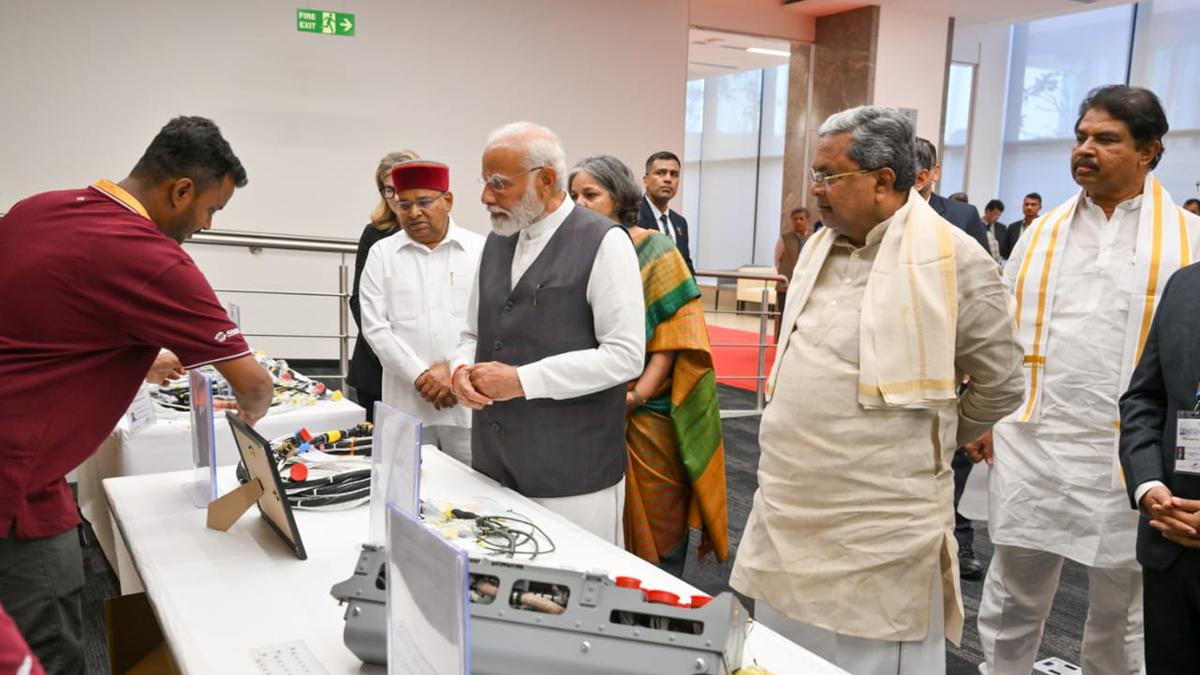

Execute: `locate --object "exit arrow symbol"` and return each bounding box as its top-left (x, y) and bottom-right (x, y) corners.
top-left (340, 17), bottom-right (353, 32)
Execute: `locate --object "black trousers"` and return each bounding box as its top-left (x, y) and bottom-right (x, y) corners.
top-left (1143, 547), bottom-right (1200, 674)
top-left (0, 528), bottom-right (85, 675)
top-left (350, 386), bottom-right (382, 423)
top-left (951, 448), bottom-right (974, 548)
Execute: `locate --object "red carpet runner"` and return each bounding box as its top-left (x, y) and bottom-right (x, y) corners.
top-left (706, 324), bottom-right (777, 393)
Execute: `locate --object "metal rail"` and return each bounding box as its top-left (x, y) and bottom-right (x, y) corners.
top-left (185, 231), bottom-right (783, 418)
top-left (189, 230), bottom-right (357, 254)
top-left (695, 269), bottom-right (784, 418)
top-left (185, 231), bottom-right (356, 384)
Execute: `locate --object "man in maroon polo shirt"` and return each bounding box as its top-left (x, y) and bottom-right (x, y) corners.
top-left (0, 116), bottom-right (273, 674)
top-left (0, 603), bottom-right (43, 675)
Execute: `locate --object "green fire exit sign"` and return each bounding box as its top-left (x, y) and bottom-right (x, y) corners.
top-left (296, 9), bottom-right (355, 37)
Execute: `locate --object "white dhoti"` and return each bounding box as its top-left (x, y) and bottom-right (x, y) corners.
top-left (422, 424), bottom-right (472, 466)
top-left (978, 544), bottom-right (1143, 675)
top-left (532, 479), bottom-right (625, 546)
top-left (756, 571), bottom-right (946, 675)
top-left (980, 176), bottom-right (1198, 675)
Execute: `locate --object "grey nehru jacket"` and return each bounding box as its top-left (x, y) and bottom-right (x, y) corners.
top-left (471, 208), bottom-right (629, 498)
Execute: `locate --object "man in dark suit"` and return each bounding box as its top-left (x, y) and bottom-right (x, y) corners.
top-left (640, 151), bottom-right (694, 274)
top-left (1119, 261), bottom-right (1200, 673)
top-left (1000, 192), bottom-right (1041, 260)
top-left (982, 199), bottom-right (1006, 262)
top-left (913, 138), bottom-right (990, 256)
top-left (912, 137), bottom-right (989, 581)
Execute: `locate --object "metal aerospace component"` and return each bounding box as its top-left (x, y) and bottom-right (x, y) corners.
top-left (331, 545), bottom-right (748, 674)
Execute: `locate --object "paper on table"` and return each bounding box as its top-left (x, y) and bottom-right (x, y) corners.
top-left (124, 383), bottom-right (157, 437)
top-left (249, 640), bottom-right (328, 674)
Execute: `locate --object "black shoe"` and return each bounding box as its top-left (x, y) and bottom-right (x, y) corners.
top-left (958, 543), bottom-right (986, 581)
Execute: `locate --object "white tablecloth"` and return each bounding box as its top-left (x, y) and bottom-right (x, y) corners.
top-left (104, 447), bottom-right (846, 675)
top-left (76, 399), bottom-right (365, 591)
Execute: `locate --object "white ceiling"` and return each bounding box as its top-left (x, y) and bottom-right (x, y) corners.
top-left (688, 28), bottom-right (792, 80)
top-left (687, 0), bottom-right (1136, 79)
top-left (781, 0), bottom-right (1132, 28)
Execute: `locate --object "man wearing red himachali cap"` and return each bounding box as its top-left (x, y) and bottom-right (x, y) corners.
top-left (358, 161), bottom-right (485, 462)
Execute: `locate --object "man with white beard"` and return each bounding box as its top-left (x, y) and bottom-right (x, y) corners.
top-left (451, 121), bottom-right (644, 544)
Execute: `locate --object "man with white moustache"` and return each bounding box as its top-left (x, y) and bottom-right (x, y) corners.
top-left (451, 122), bottom-right (644, 544)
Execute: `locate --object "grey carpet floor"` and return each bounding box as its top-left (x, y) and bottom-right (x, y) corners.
top-left (76, 383), bottom-right (1086, 674)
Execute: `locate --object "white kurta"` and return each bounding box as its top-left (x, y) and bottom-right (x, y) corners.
top-left (360, 220), bottom-right (484, 427)
top-left (990, 194), bottom-right (1142, 568)
top-left (452, 198), bottom-right (645, 400)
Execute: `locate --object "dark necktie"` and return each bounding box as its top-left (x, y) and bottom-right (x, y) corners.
top-left (659, 214), bottom-right (670, 236)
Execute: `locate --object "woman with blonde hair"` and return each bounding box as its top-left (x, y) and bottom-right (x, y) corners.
top-left (347, 149), bottom-right (419, 420)
top-left (568, 154), bottom-right (728, 575)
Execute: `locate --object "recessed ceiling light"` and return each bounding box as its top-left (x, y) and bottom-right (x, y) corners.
top-left (746, 47), bottom-right (791, 57)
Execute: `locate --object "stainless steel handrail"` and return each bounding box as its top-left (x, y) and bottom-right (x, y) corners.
top-left (210, 289), bottom-right (344, 298)
top-left (695, 269), bottom-right (785, 418)
top-left (184, 231), bottom-right (784, 417)
top-left (189, 230), bottom-right (357, 254)
top-left (184, 231), bottom-right (357, 384)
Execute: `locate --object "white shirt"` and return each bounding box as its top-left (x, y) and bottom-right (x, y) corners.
top-left (991, 192), bottom-right (1143, 567)
top-left (360, 219), bottom-right (485, 426)
top-left (984, 222), bottom-right (1002, 262)
top-left (644, 196), bottom-right (677, 244)
top-left (453, 196), bottom-right (645, 399)
top-left (1035, 194), bottom-right (1140, 436)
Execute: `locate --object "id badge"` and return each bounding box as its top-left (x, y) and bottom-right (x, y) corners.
top-left (1175, 411), bottom-right (1200, 476)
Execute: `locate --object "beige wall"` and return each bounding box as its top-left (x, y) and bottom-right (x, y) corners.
top-left (0, 1), bottom-right (689, 360)
top-left (872, 4), bottom-right (951, 144)
top-left (0, 0), bottom-right (689, 240)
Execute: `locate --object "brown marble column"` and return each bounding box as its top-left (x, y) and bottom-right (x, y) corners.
top-left (778, 6), bottom-right (880, 235)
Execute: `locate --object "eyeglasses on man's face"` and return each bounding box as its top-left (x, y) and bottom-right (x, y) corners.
top-left (386, 191), bottom-right (448, 214)
top-left (477, 166), bottom-right (545, 192)
top-left (808, 167), bottom-right (876, 190)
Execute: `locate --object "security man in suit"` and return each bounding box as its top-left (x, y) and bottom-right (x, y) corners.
top-left (982, 199), bottom-right (1006, 263)
top-left (914, 137), bottom-right (990, 255)
top-left (1119, 259), bottom-right (1200, 674)
top-left (1000, 192), bottom-right (1042, 260)
top-left (640, 151), bottom-right (694, 275)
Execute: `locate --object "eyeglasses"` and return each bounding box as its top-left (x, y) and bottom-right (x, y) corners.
top-left (390, 191), bottom-right (447, 214)
top-left (809, 167), bottom-right (876, 190)
top-left (477, 166), bottom-right (545, 192)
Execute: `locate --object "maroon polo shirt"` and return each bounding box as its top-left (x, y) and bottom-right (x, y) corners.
top-left (0, 603), bottom-right (43, 675)
top-left (0, 180), bottom-right (250, 539)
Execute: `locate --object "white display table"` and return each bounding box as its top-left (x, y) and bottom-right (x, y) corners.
top-left (76, 399), bottom-right (365, 591)
top-left (104, 448), bottom-right (847, 675)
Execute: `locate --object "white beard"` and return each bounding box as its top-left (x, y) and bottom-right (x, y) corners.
top-left (488, 180), bottom-right (546, 236)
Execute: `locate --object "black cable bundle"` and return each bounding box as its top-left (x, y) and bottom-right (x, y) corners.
top-left (236, 423), bottom-right (375, 510)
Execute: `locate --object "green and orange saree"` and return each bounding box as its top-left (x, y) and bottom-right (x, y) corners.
top-left (624, 229), bottom-right (729, 566)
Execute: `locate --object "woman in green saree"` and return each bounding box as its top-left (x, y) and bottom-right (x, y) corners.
top-left (567, 155), bottom-right (728, 574)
